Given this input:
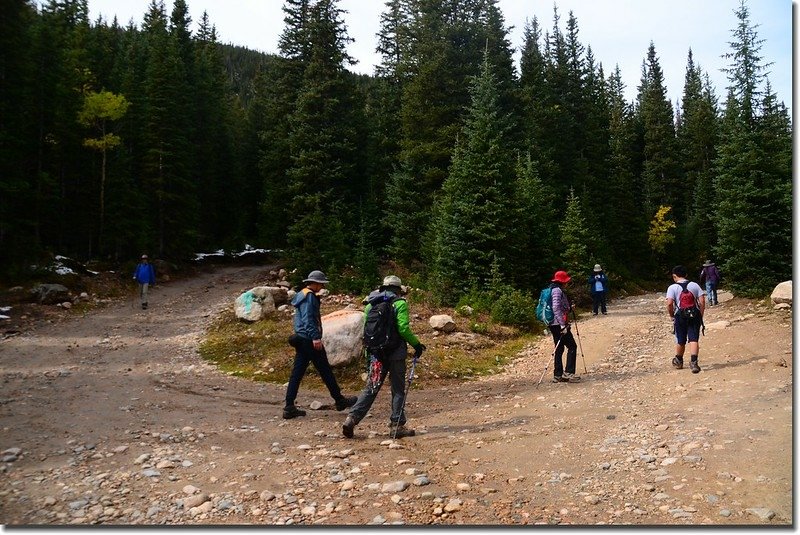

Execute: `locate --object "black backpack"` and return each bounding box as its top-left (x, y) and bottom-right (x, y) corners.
top-left (363, 295), bottom-right (401, 355)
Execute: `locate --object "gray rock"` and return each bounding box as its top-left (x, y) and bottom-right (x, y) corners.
top-left (30, 284), bottom-right (70, 305)
top-left (413, 476), bottom-right (431, 486)
top-left (429, 315), bottom-right (456, 332)
top-left (321, 310), bottom-right (365, 367)
top-left (141, 469), bottom-right (161, 478)
top-left (183, 493), bottom-right (210, 509)
top-left (69, 500), bottom-right (88, 510)
top-left (719, 509), bottom-right (732, 517)
top-left (746, 508), bottom-right (775, 521)
top-left (770, 281), bottom-right (792, 305)
top-left (381, 480), bottom-right (409, 493)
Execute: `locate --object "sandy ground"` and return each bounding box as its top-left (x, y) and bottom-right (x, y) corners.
top-left (0, 264), bottom-right (792, 526)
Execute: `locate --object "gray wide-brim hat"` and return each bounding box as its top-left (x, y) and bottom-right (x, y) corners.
top-left (593, 264), bottom-right (603, 272)
top-left (380, 275), bottom-right (402, 290)
top-left (303, 270), bottom-right (329, 284)
top-left (702, 260), bottom-right (714, 267)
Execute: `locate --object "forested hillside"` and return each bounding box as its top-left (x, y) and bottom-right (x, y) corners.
top-left (0, 0), bottom-right (791, 299)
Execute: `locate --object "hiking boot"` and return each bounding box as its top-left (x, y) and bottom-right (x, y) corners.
top-left (690, 360), bottom-right (701, 374)
top-left (342, 416), bottom-right (356, 438)
top-left (563, 372), bottom-right (581, 383)
top-left (672, 356), bottom-right (683, 369)
top-left (552, 375), bottom-right (569, 383)
top-left (282, 405), bottom-right (306, 419)
top-left (335, 396), bottom-right (358, 411)
top-left (390, 425), bottom-right (415, 438)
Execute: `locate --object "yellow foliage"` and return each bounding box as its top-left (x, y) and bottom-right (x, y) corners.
top-left (648, 205), bottom-right (676, 254)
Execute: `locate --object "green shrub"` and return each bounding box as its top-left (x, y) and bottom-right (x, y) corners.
top-left (490, 288), bottom-right (536, 331)
top-left (455, 288), bottom-right (494, 314)
top-left (470, 322), bottom-right (489, 334)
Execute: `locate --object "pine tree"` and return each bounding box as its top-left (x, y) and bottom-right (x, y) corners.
top-left (714, 0), bottom-right (791, 296)
top-left (430, 51), bottom-right (516, 303)
top-left (285, 0), bottom-right (362, 278)
top-left (559, 188), bottom-right (591, 276)
top-left (605, 66), bottom-right (648, 275)
top-left (677, 50), bottom-right (719, 256)
top-left (637, 42), bottom-right (680, 220)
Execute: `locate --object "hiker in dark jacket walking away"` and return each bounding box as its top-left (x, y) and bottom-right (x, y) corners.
top-left (549, 271), bottom-right (580, 383)
top-left (343, 275), bottom-right (425, 439)
top-left (699, 260), bottom-right (721, 306)
top-left (666, 265), bottom-right (706, 374)
top-left (132, 254), bottom-right (156, 310)
top-left (588, 264), bottom-right (609, 315)
top-left (283, 270), bottom-right (357, 419)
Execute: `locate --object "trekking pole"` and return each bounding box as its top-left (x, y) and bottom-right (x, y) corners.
top-left (571, 309), bottom-right (588, 374)
top-left (536, 334), bottom-right (565, 388)
top-left (392, 355), bottom-right (419, 440)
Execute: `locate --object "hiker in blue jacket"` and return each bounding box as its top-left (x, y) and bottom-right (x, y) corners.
top-left (132, 255), bottom-right (156, 310)
top-left (549, 271), bottom-right (580, 383)
top-left (588, 264), bottom-right (609, 315)
top-left (283, 270), bottom-right (357, 420)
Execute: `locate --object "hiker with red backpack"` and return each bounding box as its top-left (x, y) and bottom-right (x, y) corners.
top-left (666, 265), bottom-right (706, 374)
top-left (342, 275), bottom-right (425, 439)
top-left (548, 270), bottom-right (581, 383)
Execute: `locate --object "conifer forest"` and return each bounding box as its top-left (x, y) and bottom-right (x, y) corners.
top-left (0, 0), bottom-right (791, 300)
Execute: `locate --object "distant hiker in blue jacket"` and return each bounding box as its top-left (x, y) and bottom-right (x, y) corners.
top-left (283, 270), bottom-right (357, 420)
top-left (132, 254), bottom-right (156, 310)
top-left (588, 264), bottom-right (609, 315)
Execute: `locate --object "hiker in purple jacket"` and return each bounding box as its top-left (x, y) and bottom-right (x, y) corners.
top-left (699, 260), bottom-right (721, 306)
top-left (548, 270), bottom-right (580, 383)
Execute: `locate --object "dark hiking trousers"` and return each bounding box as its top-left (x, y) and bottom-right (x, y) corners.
top-left (349, 354), bottom-right (408, 426)
top-left (285, 338), bottom-right (344, 407)
top-left (549, 325), bottom-right (578, 377)
top-left (591, 291), bottom-right (607, 314)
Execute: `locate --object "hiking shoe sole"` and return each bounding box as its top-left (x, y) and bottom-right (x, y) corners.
top-left (552, 376), bottom-right (569, 383)
top-left (672, 357), bottom-right (683, 369)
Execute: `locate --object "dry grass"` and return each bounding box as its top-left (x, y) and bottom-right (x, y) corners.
top-left (198, 293), bottom-right (541, 393)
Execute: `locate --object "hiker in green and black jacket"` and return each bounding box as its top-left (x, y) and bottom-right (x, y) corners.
top-left (342, 275), bottom-right (425, 439)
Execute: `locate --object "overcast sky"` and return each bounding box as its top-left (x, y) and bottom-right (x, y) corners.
top-left (84, 0), bottom-right (792, 111)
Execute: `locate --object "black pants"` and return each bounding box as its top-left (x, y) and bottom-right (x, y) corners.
top-left (285, 338), bottom-right (343, 407)
top-left (592, 291), bottom-right (607, 314)
top-left (549, 325), bottom-right (578, 377)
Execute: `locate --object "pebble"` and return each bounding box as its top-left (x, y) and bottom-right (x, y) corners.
top-left (183, 485), bottom-right (199, 495)
top-left (719, 509), bottom-right (732, 517)
top-left (413, 476), bottom-right (431, 486)
top-left (584, 495), bottom-right (600, 505)
top-left (381, 481), bottom-right (409, 493)
top-left (444, 498), bottom-right (462, 512)
top-left (183, 494), bottom-right (210, 509)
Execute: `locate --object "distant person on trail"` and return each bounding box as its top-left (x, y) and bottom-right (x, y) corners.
top-left (666, 265), bottom-right (706, 374)
top-left (342, 275), bottom-right (426, 439)
top-left (699, 260), bottom-right (721, 306)
top-left (588, 264), bottom-right (609, 315)
top-left (132, 254), bottom-right (155, 310)
top-left (283, 270), bottom-right (357, 420)
top-left (549, 270), bottom-right (581, 383)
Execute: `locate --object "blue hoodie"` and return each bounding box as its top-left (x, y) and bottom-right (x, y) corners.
top-left (133, 262), bottom-right (156, 285)
top-left (292, 288), bottom-right (322, 340)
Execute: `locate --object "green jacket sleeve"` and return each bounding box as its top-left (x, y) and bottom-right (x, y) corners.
top-left (393, 299), bottom-right (420, 347)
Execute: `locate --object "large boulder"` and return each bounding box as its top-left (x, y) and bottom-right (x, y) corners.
top-left (429, 314), bottom-right (457, 333)
top-left (321, 310), bottom-right (364, 367)
top-left (30, 284), bottom-right (70, 305)
top-left (234, 289), bottom-right (274, 322)
top-left (770, 281), bottom-right (792, 306)
top-left (251, 286), bottom-right (287, 306)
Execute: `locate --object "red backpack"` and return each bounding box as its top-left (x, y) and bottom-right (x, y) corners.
top-left (677, 281), bottom-right (701, 322)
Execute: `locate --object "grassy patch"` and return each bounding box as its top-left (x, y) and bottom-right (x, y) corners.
top-left (199, 298), bottom-right (543, 394)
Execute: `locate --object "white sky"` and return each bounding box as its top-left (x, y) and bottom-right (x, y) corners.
top-left (83, 0), bottom-right (793, 111)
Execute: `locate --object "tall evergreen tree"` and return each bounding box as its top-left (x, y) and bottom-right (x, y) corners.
top-left (430, 51), bottom-right (516, 303)
top-left (636, 42), bottom-right (681, 220)
top-left (677, 50), bottom-right (719, 256)
top-left (285, 0), bottom-right (362, 278)
top-left (713, 0), bottom-right (791, 296)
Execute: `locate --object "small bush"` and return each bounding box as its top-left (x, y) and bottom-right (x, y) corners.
top-left (490, 288), bottom-right (536, 331)
top-left (455, 288), bottom-right (494, 314)
top-left (470, 322), bottom-right (488, 334)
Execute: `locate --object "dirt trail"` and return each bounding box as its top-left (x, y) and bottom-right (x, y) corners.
top-left (0, 265), bottom-right (792, 525)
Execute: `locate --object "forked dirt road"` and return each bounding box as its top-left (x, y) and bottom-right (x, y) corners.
top-left (0, 265), bottom-right (792, 525)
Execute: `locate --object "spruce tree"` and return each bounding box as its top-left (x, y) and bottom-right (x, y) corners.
top-left (559, 188), bottom-right (591, 276)
top-left (285, 0), bottom-right (362, 278)
top-left (430, 52), bottom-right (516, 304)
top-left (637, 42), bottom-right (680, 220)
top-left (713, 0), bottom-right (791, 296)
